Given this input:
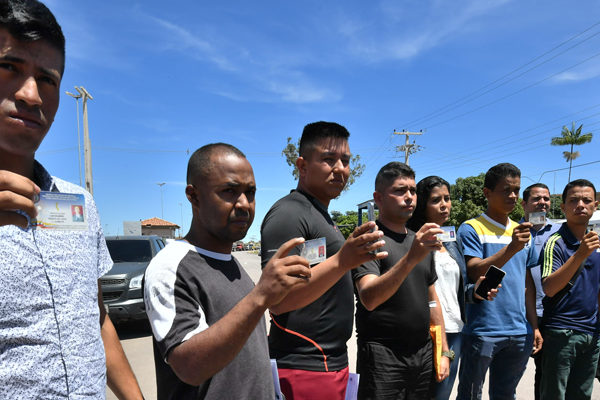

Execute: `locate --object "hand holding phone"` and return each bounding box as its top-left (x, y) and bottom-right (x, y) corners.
top-left (475, 265), bottom-right (506, 300)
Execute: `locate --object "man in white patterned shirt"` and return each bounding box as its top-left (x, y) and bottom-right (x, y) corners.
top-left (0, 1), bottom-right (142, 398)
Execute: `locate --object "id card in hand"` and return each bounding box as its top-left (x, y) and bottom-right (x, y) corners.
top-left (34, 191), bottom-right (88, 230)
top-left (300, 237), bottom-right (326, 265)
top-left (529, 212), bottom-right (546, 226)
top-left (436, 226), bottom-right (457, 242)
top-left (592, 224), bottom-right (600, 252)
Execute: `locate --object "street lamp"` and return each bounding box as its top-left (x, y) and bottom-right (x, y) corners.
top-left (65, 90), bottom-right (83, 187)
top-left (157, 182), bottom-right (166, 219)
top-left (179, 202), bottom-right (184, 237)
top-left (66, 86), bottom-right (94, 194)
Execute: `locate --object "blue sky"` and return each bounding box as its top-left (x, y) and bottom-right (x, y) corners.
top-left (37, 0), bottom-right (600, 241)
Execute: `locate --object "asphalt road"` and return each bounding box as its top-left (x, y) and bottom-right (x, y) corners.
top-left (107, 251), bottom-right (600, 400)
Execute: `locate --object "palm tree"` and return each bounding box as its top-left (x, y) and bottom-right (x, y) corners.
top-left (550, 122), bottom-right (593, 182)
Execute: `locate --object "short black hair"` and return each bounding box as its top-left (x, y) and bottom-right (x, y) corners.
top-left (406, 176), bottom-right (450, 232)
top-left (375, 161), bottom-right (415, 192)
top-left (484, 163), bottom-right (521, 190)
top-left (0, 0), bottom-right (65, 63)
top-left (522, 183), bottom-right (550, 202)
top-left (186, 143), bottom-right (246, 184)
top-left (298, 121), bottom-right (350, 158)
top-left (562, 179), bottom-right (596, 203)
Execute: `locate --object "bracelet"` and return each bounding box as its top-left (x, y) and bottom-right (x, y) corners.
top-left (441, 350), bottom-right (455, 361)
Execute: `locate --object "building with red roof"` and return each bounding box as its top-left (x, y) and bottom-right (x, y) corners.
top-left (140, 217), bottom-right (180, 239)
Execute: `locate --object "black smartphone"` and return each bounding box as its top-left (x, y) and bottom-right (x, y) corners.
top-left (475, 265), bottom-right (505, 299)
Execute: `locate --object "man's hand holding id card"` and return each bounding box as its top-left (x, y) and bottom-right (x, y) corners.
top-left (529, 212), bottom-right (546, 226)
top-left (34, 191), bottom-right (88, 231)
top-left (592, 224), bottom-right (600, 252)
top-left (300, 237), bottom-right (326, 265)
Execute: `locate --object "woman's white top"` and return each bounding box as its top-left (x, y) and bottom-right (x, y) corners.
top-left (433, 250), bottom-right (464, 333)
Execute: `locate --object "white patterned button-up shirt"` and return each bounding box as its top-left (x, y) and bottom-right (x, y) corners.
top-left (0, 161), bottom-right (112, 399)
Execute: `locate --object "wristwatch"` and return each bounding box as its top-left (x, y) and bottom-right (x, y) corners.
top-left (442, 350), bottom-right (455, 361)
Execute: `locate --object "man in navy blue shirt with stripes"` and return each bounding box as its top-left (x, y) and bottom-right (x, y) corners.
top-left (541, 179), bottom-right (600, 400)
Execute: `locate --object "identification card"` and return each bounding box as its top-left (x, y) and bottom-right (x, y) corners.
top-left (593, 224), bottom-right (600, 252)
top-left (300, 237), bottom-right (326, 265)
top-left (34, 191), bottom-right (89, 231)
top-left (436, 226), bottom-right (457, 242)
top-left (367, 201), bottom-right (379, 255)
top-left (367, 201), bottom-right (376, 222)
top-left (529, 212), bottom-right (546, 226)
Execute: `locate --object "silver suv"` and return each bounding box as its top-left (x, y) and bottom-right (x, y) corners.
top-left (101, 235), bottom-right (165, 323)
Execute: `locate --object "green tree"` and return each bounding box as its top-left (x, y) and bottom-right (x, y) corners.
top-left (448, 172), bottom-right (524, 226)
top-left (548, 194), bottom-right (564, 220)
top-left (550, 122), bottom-right (593, 182)
top-left (448, 174), bottom-right (486, 226)
top-left (282, 137), bottom-right (365, 192)
top-left (331, 210), bottom-right (360, 238)
top-left (509, 202), bottom-right (524, 223)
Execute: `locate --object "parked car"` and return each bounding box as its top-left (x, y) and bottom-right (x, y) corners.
top-left (100, 235), bottom-right (165, 323)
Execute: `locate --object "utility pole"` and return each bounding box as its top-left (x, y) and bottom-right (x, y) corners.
top-left (65, 89), bottom-right (83, 187)
top-left (79, 87), bottom-right (94, 195)
top-left (157, 183), bottom-right (166, 219)
top-left (66, 87), bottom-right (94, 193)
top-left (393, 129), bottom-right (424, 165)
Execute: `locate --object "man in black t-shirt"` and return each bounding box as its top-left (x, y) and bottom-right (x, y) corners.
top-left (352, 162), bottom-right (449, 399)
top-left (144, 143), bottom-right (312, 399)
top-left (261, 122), bottom-right (387, 400)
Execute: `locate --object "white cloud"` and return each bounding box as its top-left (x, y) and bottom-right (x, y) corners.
top-left (137, 1), bottom-right (513, 104)
top-left (264, 79), bottom-right (342, 104)
top-left (551, 64), bottom-right (600, 83)
top-left (147, 16), bottom-right (237, 72)
top-left (339, 0), bottom-right (513, 62)
top-left (143, 14), bottom-right (342, 104)
top-left (50, 4), bottom-right (134, 72)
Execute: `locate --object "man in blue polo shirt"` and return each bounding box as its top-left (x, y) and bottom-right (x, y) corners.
top-left (521, 183), bottom-right (560, 400)
top-left (540, 179), bottom-right (600, 400)
top-left (457, 163), bottom-right (541, 400)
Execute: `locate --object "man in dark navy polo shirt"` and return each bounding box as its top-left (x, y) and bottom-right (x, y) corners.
top-left (261, 121), bottom-right (387, 400)
top-left (541, 179), bottom-right (600, 400)
top-left (520, 183), bottom-right (559, 400)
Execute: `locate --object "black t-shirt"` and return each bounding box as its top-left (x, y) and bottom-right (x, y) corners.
top-left (352, 222), bottom-right (437, 348)
top-left (144, 241), bottom-right (274, 400)
top-left (260, 190), bottom-right (351, 372)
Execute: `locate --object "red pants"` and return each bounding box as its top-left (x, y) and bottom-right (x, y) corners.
top-left (278, 367), bottom-right (349, 400)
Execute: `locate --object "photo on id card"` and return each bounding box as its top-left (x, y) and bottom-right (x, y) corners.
top-left (300, 237), bottom-right (326, 265)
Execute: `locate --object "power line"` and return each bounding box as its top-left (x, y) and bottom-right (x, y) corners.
top-left (94, 147), bottom-right (188, 154)
top-left (425, 50), bottom-right (600, 130)
top-left (37, 147), bottom-right (78, 155)
top-left (416, 30), bottom-right (600, 127)
top-left (421, 112), bottom-right (600, 170)
top-left (536, 159), bottom-right (600, 182)
top-left (356, 133), bottom-right (395, 167)
top-left (446, 105), bottom-right (600, 154)
top-left (402, 20), bottom-right (600, 128)
top-left (416, 119), bottom-right (600, 175)
top-left (356, 104), bottom-right (600, 173)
